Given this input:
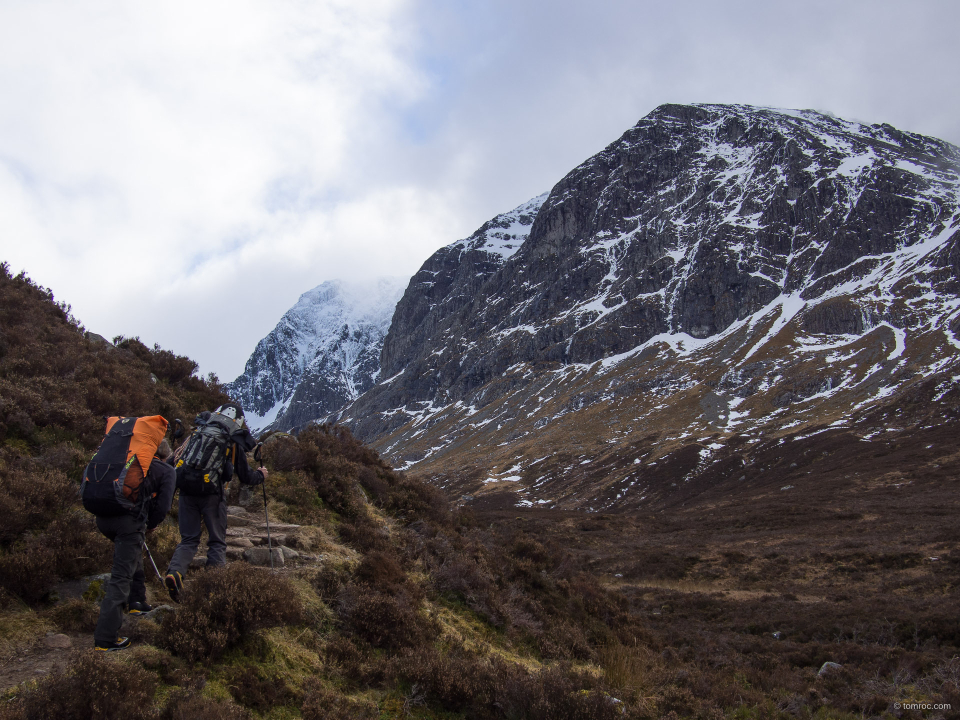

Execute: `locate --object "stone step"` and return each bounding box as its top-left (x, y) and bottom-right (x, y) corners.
top-left (227, 515), bottom-right (256, 527)
top-left (255, 526), bottom-right (300, 537)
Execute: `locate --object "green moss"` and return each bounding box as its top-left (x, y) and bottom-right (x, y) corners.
top-left (201, 677), bottom-right (233, 703)
top-left (3, 438), bottom-right (31, 456)
top-left (82, 579), bottom-right (106, 602)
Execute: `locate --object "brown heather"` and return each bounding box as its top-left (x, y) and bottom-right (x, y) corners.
top-left (159, 564), bottom-right (304, 663)
top-left (0, 263), bottom-right (228, 603)
top-left (2, 262), bottom-right (959, 718)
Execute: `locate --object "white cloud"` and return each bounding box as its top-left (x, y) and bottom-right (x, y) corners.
top-left (0, 0), bottom-right (447, 375)
top-left (2, 0), bottom-right (959, 380)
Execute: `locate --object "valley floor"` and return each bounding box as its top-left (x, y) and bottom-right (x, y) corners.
top-left (2, 431), bottom-right (957, 720)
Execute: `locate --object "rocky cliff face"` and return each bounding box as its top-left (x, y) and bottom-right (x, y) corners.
top-left (226, 278), bottom-right (406, 433)
top-left (340, 103), bottom-right (960, 509)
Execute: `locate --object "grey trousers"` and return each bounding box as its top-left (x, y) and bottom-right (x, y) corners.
top-left (94, 514), bottom-right (145, 645)
top-left (167, 493), bottom-right (227, 575)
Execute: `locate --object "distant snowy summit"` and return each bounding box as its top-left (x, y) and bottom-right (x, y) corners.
top-left (226, 277), bottom-right (407, 433)
top-left (227, 194), bottom-right (550, 434)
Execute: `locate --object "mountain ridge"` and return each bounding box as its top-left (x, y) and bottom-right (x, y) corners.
top-left (334, 102), bottom-right (960, 509)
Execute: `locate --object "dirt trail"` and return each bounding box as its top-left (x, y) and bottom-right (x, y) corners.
top-left (1, 505), bottom-right (319, 693)
top-left (0, 632), bottom-right (86, 691)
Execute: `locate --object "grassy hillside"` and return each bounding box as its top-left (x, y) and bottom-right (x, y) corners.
top-left (1, 263), bottom-right (958, 718)
top-left (0, 263), bottom-right (229, 604)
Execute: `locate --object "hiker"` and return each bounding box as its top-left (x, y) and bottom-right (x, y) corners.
top-left (121, 438), bottom-right (176, 616)
top-left (164, 402), bottom-right (268, 601)
top-left (81, 418), bottom-right (176, 652)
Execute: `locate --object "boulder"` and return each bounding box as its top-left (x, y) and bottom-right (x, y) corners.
top-left (279, 545), bottom-right (300, 561)
top-left (817, 662), bottom-right (842, 677)
top-left (243, 547), bottom-right (284, 567)
top-left (44, 634), bottom-right (72, 649)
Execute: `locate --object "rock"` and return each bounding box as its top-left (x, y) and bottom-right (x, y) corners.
top-left (238, 485), bottom-right (255, 506)
top-left (256, 523), bottom-right (300, 532)
top-left (818, 662), bottom-right (842, 677)
top-left (226, 506), bottom-right (249, 516)
top-left (86, 332), bottom-right (113, 347)
top-left (226, 547), bottom-right (245, 561)
top-left (44, 634), bottom-right (72, 649)
top-left (243, 547), bottom-right (284, 567)
top-left (279, 545), bottom-right (299, 560)
top-left (134, 605), bottom-right (176, 621)
top-left (227, 537), bottom-right (254, 548)
top-left (228, 515), bottom-right (255, 527)
top-left (801, 297), bottom-right (867, 335)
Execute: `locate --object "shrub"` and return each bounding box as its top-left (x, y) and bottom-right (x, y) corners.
top-left (45, 598), bottom-right (99, 632)
top-left (396, 648), bottom-right (629, 719)
top-left (337, 513), bottom-right (391, 553)
top-left (0, 465), bottom-right (72, 545)
top-left (0, 650), bottom-right (157, 720)
top-left (397, 647), bottom-right (505, 713)
top-left (309, 563), bottom-right (352, 601)
top-left (337, 585), bottom-right (437, 651)
top-left (113, 336), bottom-right (198, 385)
top-left (0, 508), bottom-right (112, 603)
top-left (383, 476), bottom-right (450, 526)
top-left (269, 470), bottom-right (327, 525)
top-left (262, 435), bottom-right (307, 472)
top-left (308, 456), bottom-right (363, 519)
top-left (160, 691), bottom-right (250, 720)
top-left (160, 564), bottom-right (304, 662)
top-left (353, 550), bottom-right (407, 593)
top-left (226, 664), bottom-right (300, 713)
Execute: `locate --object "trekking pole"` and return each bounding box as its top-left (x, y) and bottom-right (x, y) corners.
top-left (142, 539), bottom-right (164, 584)
top-left (255, 443), bottom-right (274, 570)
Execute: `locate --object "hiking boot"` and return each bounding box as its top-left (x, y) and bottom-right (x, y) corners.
top-left (127, 601), bottom-right (153, 614)
top-left (94, 637), bottom-right (132, 652)
top-left (164, 571), bottom-right (183, 603)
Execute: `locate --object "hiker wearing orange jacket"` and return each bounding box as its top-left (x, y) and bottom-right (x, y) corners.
top-left (92, 439), bottom-right (176, 651)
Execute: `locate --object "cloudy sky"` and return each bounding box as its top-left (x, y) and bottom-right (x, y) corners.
top-left (2, 0), bottom-right (958, 380)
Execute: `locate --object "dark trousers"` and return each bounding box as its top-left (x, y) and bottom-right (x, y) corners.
top-left (167, 493), bottom-right (227, 575)
top-left (94, 514), bottom-right (146, 645)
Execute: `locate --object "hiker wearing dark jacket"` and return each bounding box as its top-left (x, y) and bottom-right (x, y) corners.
top-left (93, 440), bottom-right (176, 652)
top-left (164, 403), bottom-right (267, 601)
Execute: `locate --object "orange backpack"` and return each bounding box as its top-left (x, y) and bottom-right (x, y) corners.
top-left (80, 415), bottom-right (169, 516)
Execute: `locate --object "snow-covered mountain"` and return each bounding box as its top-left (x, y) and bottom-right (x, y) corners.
top-left (226, 278), bottom-right (407, 433)
top-left (337, 103), bottom-right (960, 510)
